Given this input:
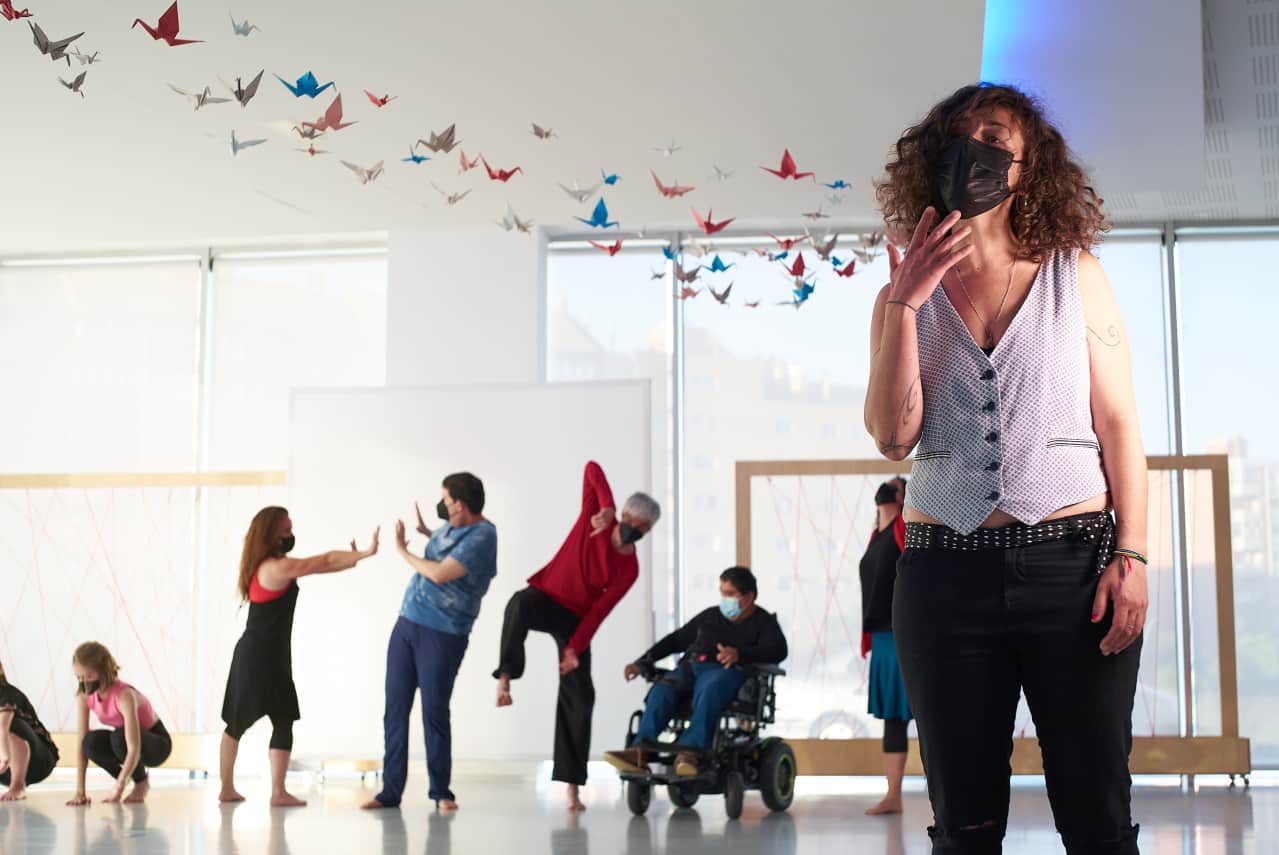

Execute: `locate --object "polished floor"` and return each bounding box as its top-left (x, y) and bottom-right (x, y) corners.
top-left (1, 766), bottom-right (1273, 854)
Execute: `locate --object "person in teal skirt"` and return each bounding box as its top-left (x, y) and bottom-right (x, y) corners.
top-left (859, 476), bottom-right (912, 815)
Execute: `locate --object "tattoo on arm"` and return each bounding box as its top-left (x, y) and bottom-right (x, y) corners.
top-left (877, 377), bottom-right (920, 456)
top-left (1087, 324), bottom-right (1122, 348)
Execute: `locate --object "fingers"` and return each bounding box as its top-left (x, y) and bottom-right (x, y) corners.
top-left (1090, 578), bottom-right (1111, 625)
top-left (906, 207), bottom-right (935, 258)
top-left (924, 209), bottom-right (963, 248)
top-left (886, 243), bottom-right (902, 272)
top-left (927, 243), bottom-right (974, 277)
top-left (932, 224), bottom-right (972, 257)
top-left (1100, 601), bottom-right (1136, 655)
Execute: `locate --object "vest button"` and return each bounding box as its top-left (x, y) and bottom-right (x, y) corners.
top-left (982, 401), bottom-right (996, 412)
top-left (985, 431), bottom-right (999, 443)
top-left (981, 369), bottom-right (996, 381)
top-left (987, 491), bottom-right (1001, 501)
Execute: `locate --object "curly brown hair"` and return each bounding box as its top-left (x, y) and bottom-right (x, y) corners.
top-left (876, 83), bottom-right (1109, 261)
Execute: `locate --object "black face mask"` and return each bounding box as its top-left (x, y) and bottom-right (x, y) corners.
top-left (436, 499), bottom-right (451, 521)
top-left (933, 136), bottom-right (1017, 219)
top-left (618, 523), bottom-right (645, 545)
top-left (279, 535), bottom-right (295, 555)
top-left (79, 680), bottom-right (100, 695)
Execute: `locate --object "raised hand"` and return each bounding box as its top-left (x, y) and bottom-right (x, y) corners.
top-left (414, 501), bottom-right (432, 536)
top-left (590, 506), bottom-right (615, 537)
top-left (352, 527), bottom-right (381, 559)
top-left (623, 663), bottom-right (641, 681)
top-left (886, 207), bottom-right (973, 310)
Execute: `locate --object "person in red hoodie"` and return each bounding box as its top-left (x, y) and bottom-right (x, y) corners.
top-left (492, 460), bottom-right (660, 812)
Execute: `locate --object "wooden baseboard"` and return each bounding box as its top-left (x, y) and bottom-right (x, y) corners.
top-left (51, 731), bottom-right (218, 771)
top-left (789, 736), bottom-right (1252, 776)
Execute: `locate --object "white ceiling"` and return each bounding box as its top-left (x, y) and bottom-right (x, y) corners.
top-left (0, 0), bottom-right (986, 253)
top-left (4, 0), bottom-right (1269, 254)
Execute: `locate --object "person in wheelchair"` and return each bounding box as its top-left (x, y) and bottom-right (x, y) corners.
top-left (606, 566), bottom-right (788, 778)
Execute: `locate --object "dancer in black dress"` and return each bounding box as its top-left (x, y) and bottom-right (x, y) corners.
top-left (219, 505), bottom-right (379, 806)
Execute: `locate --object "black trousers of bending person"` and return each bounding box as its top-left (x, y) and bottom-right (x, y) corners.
top-left (494, 586), bottom-right (594, 785)
top-left (83, 720), bottom-right (172, 783)
top-left (893, 526), bottom-right (1141, 855)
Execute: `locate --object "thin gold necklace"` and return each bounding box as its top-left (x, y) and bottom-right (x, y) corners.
top-left (954, 256), bottom-right (1016, 349)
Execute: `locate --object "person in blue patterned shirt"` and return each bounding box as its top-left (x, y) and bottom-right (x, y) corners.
top-left (362, 472), bottom-right (497, 813)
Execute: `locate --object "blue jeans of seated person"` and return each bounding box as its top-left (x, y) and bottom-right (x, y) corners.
top-left (636, 661), bottom-right (747, 749)
top-left (375, 617), bottom-right (469, 805)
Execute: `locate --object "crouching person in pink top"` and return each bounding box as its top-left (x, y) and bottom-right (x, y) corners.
top-left (66, 642), bottom-right (171, 806)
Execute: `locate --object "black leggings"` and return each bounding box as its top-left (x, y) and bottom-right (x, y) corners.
top-left (0, 718), bottom-right (57, 787)
top-left (224, 714), bottom-right (294, 752)
top-left (893, 534), bottom-right (1141, 855)
top-left (83, 720), bottom-right (172, 783)
top-left (882, 719), bottom-right (908, 754)
top-left (494, 586), bottom-right (594, 785)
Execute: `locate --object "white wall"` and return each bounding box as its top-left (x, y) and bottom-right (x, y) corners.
top-left (387, 228), bottom-right (547, 386)
top-left (287, 382), bottom-right (654, 763)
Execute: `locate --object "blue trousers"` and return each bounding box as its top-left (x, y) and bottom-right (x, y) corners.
top-left (636, 662), bottom-right (746, 749)
top-left (375, 617), bottom-right (469, 805)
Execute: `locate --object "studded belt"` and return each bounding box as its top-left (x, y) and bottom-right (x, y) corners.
top-left (904, 510), bottom-right (1115, 574)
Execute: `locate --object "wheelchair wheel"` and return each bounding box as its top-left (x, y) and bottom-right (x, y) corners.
top-left (626, 780), bottom-right (652, 816)
top-left (723, 770), bottom-right (745, 820)
top-left (760, 741), bottom-right (797, 812)
top-left (668, 782), bottom-right (700, 809)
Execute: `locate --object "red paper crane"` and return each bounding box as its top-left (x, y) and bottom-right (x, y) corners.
top-left (744, 300), bottom-right (761, 309)
top-left (766, 233), bottom-right (807, 251)
top-left (364, 90), bottom-right (396, 107)
top-left (761, 148), bottom-right (814, 181)
top-left (482, 156), bottom-right (523, 183)
top-left (780, 254), bottom-right (807, 278)
top-left (691, 207), bottom-right (734, 235)
top-left (1, 1), bottom-right (33, 21)
top-left (589, 239), bottom-right (624, 257)
top-left (676, 286), bottom-right (701, 301)
top-left (459, 149), bottom-right (481, 173)
top-left (133, 2), bottom-right (201, 46)
top-left (651, 171), bottom-right (695, 198)
top-left (835, 259), bottom-right (857, 278)
top-left (303, 94), bottom-right (357, 132)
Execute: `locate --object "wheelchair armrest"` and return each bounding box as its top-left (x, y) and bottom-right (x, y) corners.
top-left (742, 663), bottom-right (786, 677)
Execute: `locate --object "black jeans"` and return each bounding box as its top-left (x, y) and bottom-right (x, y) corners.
top-left (893, 533), bottom-right (1141, 855)
top-left (0, 718), bottom-right (57, 787)
top-left (83, 720), bottom-right (172, 783)
top-left (494, 586), bottom-right (594, 785)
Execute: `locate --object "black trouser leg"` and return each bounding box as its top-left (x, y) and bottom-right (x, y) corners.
top-left (552, 637), bottom-right (593, 785)
top-left (1, 718), bottom-right (56, 786)
top-left (894, 547), bottom-right (1019, 854)
top-left (494, 587), bottom-right (562, 681)
top-left (882, 719), bottom-right (909, 754)
top-left (88, 723), bottom-right (173, 783)
top-left (1015, 538), bottom-right (1142, 855)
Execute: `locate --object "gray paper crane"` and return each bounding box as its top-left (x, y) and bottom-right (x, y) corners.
top-left (341, 160), bottom-right (385, 185)
top-left (224, 70), bottom-right (264, 108)
top-left (230, 129), bottom-right (267, 156)
top-left (558, 179), bottom-right (601, 204)
top-left (230, 13), bottom-right (259, 36)
top-left (30, 22), bottom-right (83, 63)
top-left (169, 84), bottom-right (230, 110)
top-left (60, 71), bottom-right (86, 98)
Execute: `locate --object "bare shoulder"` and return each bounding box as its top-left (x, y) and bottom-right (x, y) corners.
top-left (1075, 250), bottom-right (1113, 299)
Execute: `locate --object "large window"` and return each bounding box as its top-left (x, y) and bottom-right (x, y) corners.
top-left (548, 225), bottom-right (1277, 765)
top-left (1178, 233), bottom-right (1279, 765)
top-left (0, 247), bottom-right (386, 733)
top-left (546, 244), bottom-right (676, 633)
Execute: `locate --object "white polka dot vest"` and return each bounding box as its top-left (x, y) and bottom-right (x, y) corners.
top-left (906, 247), bottom-right (1108, 535)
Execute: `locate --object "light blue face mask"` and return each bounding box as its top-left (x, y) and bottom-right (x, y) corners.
top-left (719, 596), bottom-right (742, 620)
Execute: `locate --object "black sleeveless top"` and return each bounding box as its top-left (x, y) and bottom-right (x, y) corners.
top-left (859, 523), bottom-right (902, 633)
top-left (221, 580), bottom-right (301, 727)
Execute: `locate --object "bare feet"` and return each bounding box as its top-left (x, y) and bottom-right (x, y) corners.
top-left (123, 777), bottom-right (150, 804)
top-left (865, 796), bottom-right (903, 815)
top-left (438, 799), bottom-right (459, 812)
top-left (566, 784), bottom-right (586, 813)
top-left (270, 792), bottom-right (308, 808)
top-left (219, 789), bottom-right (246, 803)
top-left (360, 798), bottom-right (392, 810)
top-left (0, 786), bottom-right (27, 802)
top-left (496, 675), bottom-right (513, 708)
